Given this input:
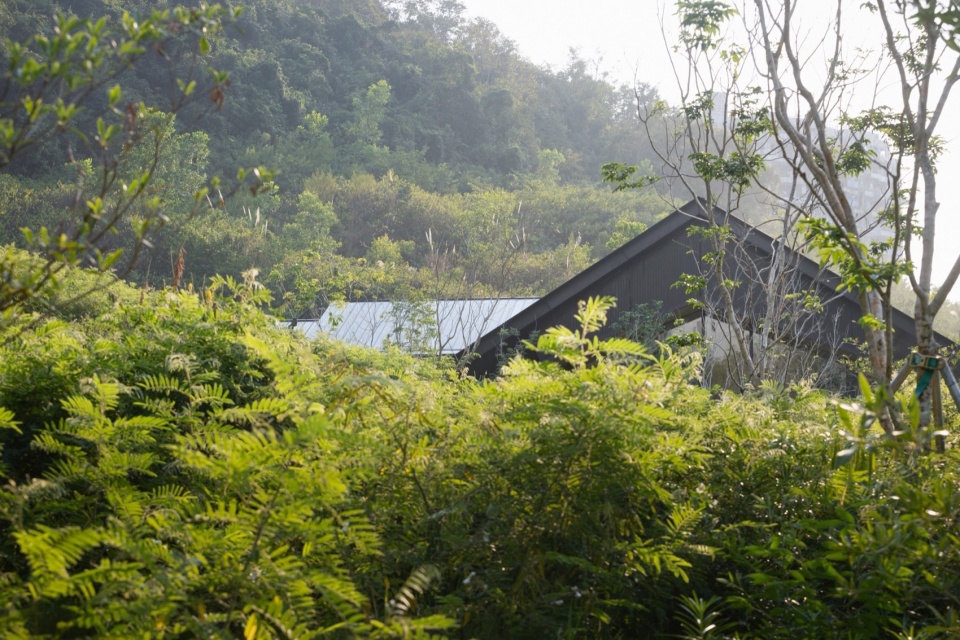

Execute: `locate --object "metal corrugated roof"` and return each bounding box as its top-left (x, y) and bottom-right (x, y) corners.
top-left (283, 299), bottom-right (538, 355)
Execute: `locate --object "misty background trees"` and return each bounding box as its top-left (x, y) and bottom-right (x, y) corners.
top-left (5, 0), bottom-right (959, 365)
top-left (0, 0), bottom-right (682, 327)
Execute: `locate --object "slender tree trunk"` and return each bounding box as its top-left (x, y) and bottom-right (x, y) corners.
top-left (862, 288), bottom-right (890, 382)
top-left (753, 0), bottom-right (894, 386)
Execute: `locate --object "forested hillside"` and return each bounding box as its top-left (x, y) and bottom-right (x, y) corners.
top-left (0, 0), bottom-right (672, 317)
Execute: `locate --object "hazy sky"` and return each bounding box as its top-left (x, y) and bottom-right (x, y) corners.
top-left (459, 1), bottom-right (674, 88)
top-left (458, 0), bottom-right (960, 290)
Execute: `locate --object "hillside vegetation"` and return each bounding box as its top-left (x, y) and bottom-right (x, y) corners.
top-left (1, 1), bottom-right (960, 638)
top-left (0, 0), bottom-right (672, 316)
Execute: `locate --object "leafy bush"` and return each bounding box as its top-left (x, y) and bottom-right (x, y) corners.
top-left (2, 286), bottom-right (960, 638)
top-left (0, 274), bottom-right (453, 638)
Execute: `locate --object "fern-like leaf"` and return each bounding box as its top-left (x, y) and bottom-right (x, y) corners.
top-left (391, 564), bottom-right (441, 617)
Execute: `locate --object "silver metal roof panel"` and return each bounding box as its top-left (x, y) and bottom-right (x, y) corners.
top-left (284, 299), bottom-right (537, 354)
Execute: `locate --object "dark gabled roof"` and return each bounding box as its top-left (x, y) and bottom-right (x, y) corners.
top-left (463, 198), bottom-right (948, 377)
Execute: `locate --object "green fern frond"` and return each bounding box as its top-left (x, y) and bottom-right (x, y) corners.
top-left (105, 487), bottom-right (146, 523)
top-left (14, 525), bottom-right (106, 588)
top-left (391, 564), bottom-right (441, 617)
top-left (60, 394), bottom-right (98, 421)
top-left (312, 572), bottom-right (369, 621)
top-left (149, 484), bottom-right (195, 502)
top-left (98, 451), bottom-right (160, 478)
top-left (112, 414), bottom-right (170, 434)
top-left (198, 499), bottom-right (242, 525)
top-left (246, 594), bottom-right (316, 639)
top-left (220, 398), bottom-right (293, 426)
top-left (406, 613), bottom-right (457, 632)
top-left (667, 503), bottom-right (704, 537)
top-left (598, 337), bottom-right (650, 358)
top-left (574, 296), bottom-right (617, 336)
top-left (32, 431), bottom-right (88, 458)
top-left (138, 373), bottom-right (190, 396)
top-left (187, 382), bottom-right (234, 407)
top-left (0, 406), bottom-right (21, 434)
top-left (674, 592), bottom-right (734, 639)
top-left (132, 396), bottom-right (178, 417)
top-left (624, 538), bottom-right (693, 583)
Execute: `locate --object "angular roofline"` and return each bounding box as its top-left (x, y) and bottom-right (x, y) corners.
top-left (463, 197), bottom-right (950, 372)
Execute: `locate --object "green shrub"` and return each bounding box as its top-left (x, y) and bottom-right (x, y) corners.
top-left (2, 288), bottom-right (960, 639)
top-left (0, 275), bottom-right (453, 638)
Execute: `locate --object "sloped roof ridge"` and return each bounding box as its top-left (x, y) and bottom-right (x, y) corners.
top-left (463, 197), bottom-right (952, 371)
top-left (506, 198), bottom-right (710, 319)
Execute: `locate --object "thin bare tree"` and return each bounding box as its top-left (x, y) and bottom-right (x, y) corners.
top-left (605, 2), bottom-right (849, 390)
top-left (746, 0), bottom-right (960, 427)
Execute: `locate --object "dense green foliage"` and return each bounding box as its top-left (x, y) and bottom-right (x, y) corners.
top-left (0, 1), bottom-right (240, 324)
top-left (0, 278), bottom-right (958, 638)
top-left (2, 1), bottom-right (960, 637)
top-left (0, 0), bottom-right (671, 317)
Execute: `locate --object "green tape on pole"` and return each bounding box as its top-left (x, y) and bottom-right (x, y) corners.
top-left (915, 367), bottom-right (936, 397)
